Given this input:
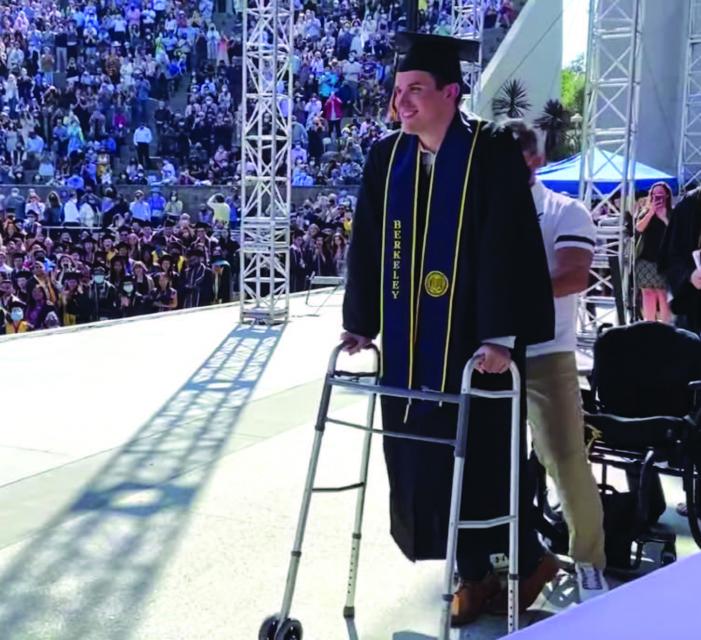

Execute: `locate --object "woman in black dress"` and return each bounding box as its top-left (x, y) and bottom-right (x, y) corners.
top-left (635, 182), bottom-right (672, 322)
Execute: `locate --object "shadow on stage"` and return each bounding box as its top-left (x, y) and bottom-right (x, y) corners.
top-left (0, 323), bottom-right (283, 640)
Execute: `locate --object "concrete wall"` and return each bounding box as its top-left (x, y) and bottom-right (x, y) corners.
top-left (0, 185), bottom-right (360, 216)
top-left (474, 0), bottom-right (563, 123)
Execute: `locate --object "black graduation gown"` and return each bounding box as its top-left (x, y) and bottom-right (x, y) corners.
top-left (659, 188), bottom-right (701, 331)
top-left (290, 246), bottom-right (308, 292)
top-left (342, 116), bottom-right (554, 565)
top-left (88, 283), bottom-right (119, 322)
top-left (212, 265), bottom-right (233, 304)
top-left (182, 264), bottom-right (215, 308)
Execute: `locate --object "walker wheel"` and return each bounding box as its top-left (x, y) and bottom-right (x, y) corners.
top-left (258, 615), bottom-right (303, 640)
top-left (259, 615), bottom-right (279, 640)
top-left (276, 618), bottom-right (303, 640)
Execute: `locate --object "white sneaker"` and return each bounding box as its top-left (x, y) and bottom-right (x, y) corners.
top-left (575, 562), bottom-right (609, 602)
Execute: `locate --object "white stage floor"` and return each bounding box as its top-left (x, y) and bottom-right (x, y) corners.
top-left (0, 291), bottom-right (696, 640)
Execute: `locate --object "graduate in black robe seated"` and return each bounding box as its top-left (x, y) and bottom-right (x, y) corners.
top-left (341, 32), bottom-right (556, 626)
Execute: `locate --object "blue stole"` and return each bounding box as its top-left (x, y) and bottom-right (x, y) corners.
top-left (380, 118), bottom-right (482, 394)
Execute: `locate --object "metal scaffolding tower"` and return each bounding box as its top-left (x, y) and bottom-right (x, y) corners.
top-left (451, 0), bottom-right (484, 111)
top-left (240, 0), bottom-right (293, 325)
top-left (679, 0), bottom-right (701, 194)
top-left (577, 0), bottom-right (643, 349)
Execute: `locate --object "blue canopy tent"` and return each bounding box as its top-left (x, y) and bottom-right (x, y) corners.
top-left (536, 148), bottom-right (678, 196)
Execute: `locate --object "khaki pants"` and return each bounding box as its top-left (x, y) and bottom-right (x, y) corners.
top-left (527, 351), bottom-right (606, 568)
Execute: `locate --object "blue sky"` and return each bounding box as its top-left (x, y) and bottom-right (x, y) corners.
top-left (562, 0), bottom-right (589, 66)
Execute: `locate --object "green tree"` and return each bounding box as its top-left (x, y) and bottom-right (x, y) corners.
top-left (561, 68), bottom-right (586, 116)
top-left (492, 79), bottom-right (532, 119)
top-left (535, 99), bottom-right (571, 161)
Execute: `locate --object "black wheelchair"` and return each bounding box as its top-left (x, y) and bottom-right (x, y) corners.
top-left (535, 322), bottom-right (701, 571)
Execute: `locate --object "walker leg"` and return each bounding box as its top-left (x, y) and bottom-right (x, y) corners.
top-left (343, 391), bottom-right (377, 618)
top-left (438, 396), bottom-right (471, 640)
top-left (507, 390), bottom-right (521, 634)
top-left (278, 377), bottom-right (334, 622)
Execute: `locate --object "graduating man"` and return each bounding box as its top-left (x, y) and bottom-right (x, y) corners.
top-left (341, 33), bottom-right (557, 626)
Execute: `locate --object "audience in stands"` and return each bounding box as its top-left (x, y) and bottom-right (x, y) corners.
top-left (0, 0), bottom-right (525, 333)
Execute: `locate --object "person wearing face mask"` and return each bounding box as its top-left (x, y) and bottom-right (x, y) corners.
top-left (164, 192), bottom-right (184, 220)
top-left (118, 275), bottom-right (146, 317)
top-left (88, 265), bottom-right (118, 322)
top-left (5, 299), bottom-right (30, 334)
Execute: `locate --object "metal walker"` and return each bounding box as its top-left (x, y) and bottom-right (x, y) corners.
top-left (260, 343), bottom-right (522, 639)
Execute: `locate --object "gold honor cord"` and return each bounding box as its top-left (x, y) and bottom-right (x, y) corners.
top-left (440, 121), bottom-right (483, 392)
top-left (407, 147), bottom-right (421, 389)
top-left (379, 132), bottom-right (404, 379)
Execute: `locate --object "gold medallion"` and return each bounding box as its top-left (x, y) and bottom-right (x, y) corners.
top-left (424, 271), bottom-right (449, 297)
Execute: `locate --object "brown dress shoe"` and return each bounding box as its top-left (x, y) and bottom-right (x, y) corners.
top-left (488, 553), bottom-right (560, 614)
top-left (450, 572), bottom-right (502, 627)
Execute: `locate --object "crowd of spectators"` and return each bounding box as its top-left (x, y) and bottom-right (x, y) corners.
top-left (0, 184), bottom-right (240, 333)
top-left (0, 0), bottom-right (234, 190)
top-left (0, 183), bottom-right (357, 333)
top-left (0, 0), bottom-right (513, 190)
top-left (0, 0), bottom-right (524, 333)
top-left (289, 187), bottom-right (355, 290)
top-left (0, 0), bottom-right (523, 189)
top-left (484, 0), bottom-right (519, 30)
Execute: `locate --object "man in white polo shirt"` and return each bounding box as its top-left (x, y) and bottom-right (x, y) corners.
top-left (504, 120), bottom-right (607, 603)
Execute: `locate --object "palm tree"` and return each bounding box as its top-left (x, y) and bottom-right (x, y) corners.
top-left (491, 79), bottom-right (531, 119)
top-left (535, 99), bottom-right (572, 160)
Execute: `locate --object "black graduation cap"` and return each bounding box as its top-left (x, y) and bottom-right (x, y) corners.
top-left (395, 32), bottom-right (479, 86)
top-left (116, 241), bottom-right (130, 251)
top-left (195, 221), bottom-right (210, 231)
top-left (102, 231), bottom-right (116, 241)
top-left (16, 270), bottom-right (32, 279)
top-left (8, 298), bottom-right (26, 310)
top-left (188, 246), bottom-right (205, 258)
top-left (64, 270), bottom-right (82, 281)
top-left (93, 265), bottom-right (107, 274)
